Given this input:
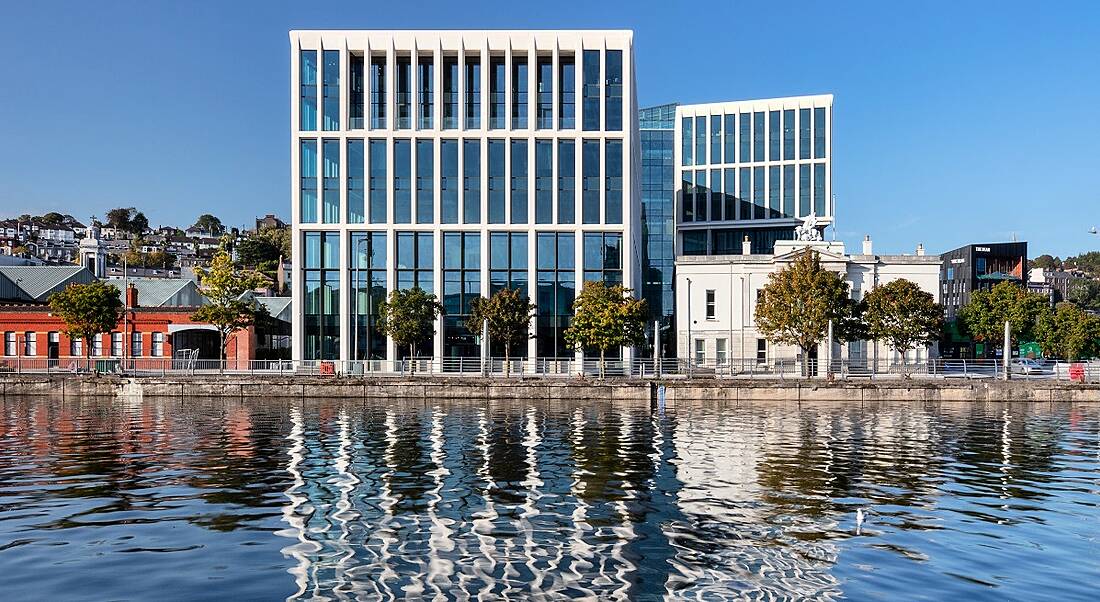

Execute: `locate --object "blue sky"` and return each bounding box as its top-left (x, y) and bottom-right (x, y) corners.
top-left (1, 0), bottom-right (1097, 256)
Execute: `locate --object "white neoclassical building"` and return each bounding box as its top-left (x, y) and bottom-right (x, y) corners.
top-left (675, 236), bottom-right (941, 368)
top-left (290, 30), bottom-right (639, 364)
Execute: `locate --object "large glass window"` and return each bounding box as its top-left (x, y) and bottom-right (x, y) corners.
top-left (769, 166), bottom-right (781, 219)
top-left (783, 164), bottom-right (795, 218)
top-left (395, 56), bottom-right (411, 129)
top-left (605, 50), bottom-right (622, 131)
top-left (300, 140), bottom-right (318, 223)
top-left (605, 139), bottom-right (623, 224)
top-left (299, 50), bottom-right (317, 131)
top-left (489, 57), bottom-right (505, 129)
top-left (799, 108), bottom-right (811, 159)
top-left (303, 232), bottom-right (340, 360)
top-left (488, 139), bottom-right (506, 223)
top-left (583, 232), bottom-right (622, 284)
top-left (559, 55), bottom-right (575, 129)
top-left (695, 116), bottom-right (706, 165)
top-left (111, 332), bottom-right (122, 357)
top-left (740, 167), bottom-right (753, 220)
top-left (510, 140), bottom-right (528, 224)
top-left (582, 139), bottom-right (600, 224)
top-left (682, 170), bottom-right (694, 223)
top-left (396, 231), bottom-right (434, 292)
top-left (723, 168), bottom-right (736, 220)
top-left (441, 140), bottom-right (458, 223)
top-left (537, 232), bottom-right (575, 357)
top-left (350, 232), bottom-right (387, 360)
top-left (490, 232), bottom-right (528, 294)
top-left (557, 140), bottom-right (575, 224)
top-left (417, 56), bottom-right (433, 129)
top-left (416, 139), bottom-right (434, 224)
top-left (512, 57), bottom-right (528, 129)
top-left (753, 112), bottom-right (765, 162)
top-left (582, 50), bottom-right (600, 131)
top-left (753, 166), bottom-right (765, 220)
top-left (739, 113), bottom-right (751, 164)
top-left (814, 107), bottom-right (827, 158)
top-left (536, 57), bottom-right (553, 129)
top-left (393, 139), bottom-right (411, 223)
top-left (322, 50), bottom-right (340, 131)
top-left (347, 139), bottom-right (365, 223)
top-left (535, 140), bottom-right (553, 224)
top-left (710, 116), bottom-right (722, 164)
top-left (370, 56), bottom-right (386, 128)
top-left (695, 170), bottom-right (708, 222)
top-left (464, 55), bottom-right (481, 129)
top-left (322, 139), bottom-right (340, 223)
top-left (681, 116), bottom-right (693, 166)
top-left (783, 109), bottom-right (795, 161)
top-left (768, 110), bottom-right (780, 161)
top-left (368, 139), bottom-right (386, 223)
top-left (443, 232), bottom-right (481, 359)
top-left (723, 114), bottom-right (735, 163)
top-left (443, 57), bottom-right (459, 129)
top-left (710, 168), bottom-right (722, 221)
top-left (463, 139), bottom-right (481, 223)
top-left (799, 164), bottom-right (811, 216)
top-left (349, 54), bottom-right (364, 129)
top-left (682, 230), bottom-right (707, 255)
top-left (814, 163), bottom-right (826, 215)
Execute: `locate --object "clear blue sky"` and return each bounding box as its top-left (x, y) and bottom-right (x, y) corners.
top-left (1, 0), bottom-right (1097, 257)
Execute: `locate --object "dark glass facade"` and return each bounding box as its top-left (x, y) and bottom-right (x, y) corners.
top-left (638, 104), bottom-right (676, 357)
top-left (303, 232), bottom-right (340, 360)
top-left (349, 232), bottom-right (386, 360)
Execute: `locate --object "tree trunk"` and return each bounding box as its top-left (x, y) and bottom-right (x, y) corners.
top-left (409, 343), bottom-right (415, 376)
top-left (600, 348), bottom-right (606, 380)
top-left (219, 330), bottom-right (225, 374)
top-left (504, 346), bottom-right (510, 377)
top-left (800, 345), bottom-right (809, 379)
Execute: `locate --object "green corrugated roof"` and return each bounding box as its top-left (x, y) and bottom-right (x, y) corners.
top-left (105, 277), bottom-right (206, 307)
top-left (0, 265), bottom-right (93, 301)
top-left (257, 296), bottom-right (292, 322)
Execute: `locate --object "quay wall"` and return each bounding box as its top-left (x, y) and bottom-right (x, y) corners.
top-left (2, 375), bottom-right (1099, 402)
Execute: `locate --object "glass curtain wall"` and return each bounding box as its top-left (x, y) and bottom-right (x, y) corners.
top-left (582, 50), bottom-right (600, 131)
top-left (348, 140), bottom-right (365, 223)
top-left (322, 50), bottom-right (339, 131)
top-left (322, 139), bottom-right (340, 223)
top-left (536, 57), bottom-right (553, 129)
top-left (442, 57), bottom-right (459, 129)
top-left (488, 140), bottom-right (506, 223)
top-left (463, 140), bottom-right (481, 223)
top-left (489, 231), bottom-right (529, 357)
top-left (349, 232), bottom-right (387, 360)
top-left (303, 232), bottom-right (340, 360)
top-left (396, 57), bottom-right (411, 129)
top-left (370, 56), bottom-right (386, 128)
top-left (535, 140), bottom-right (553, 224)
top-left (369, 139), bottom-right (387, 223)
top-left (536, 232), bottom-right (575, 358)
top-left (604, 50), bottom-right (622, 131)
top-left (512, 58), bottom-right (528, 128)
top-left (582, 140), bottom-right (600, 224)
top-left (300, 140), bottom-right (318, 223)
top-left (441, 140), bottom-right (459, 223)
top-left (393, 139), bottom-right (411, 223)
top-left (300, 50), bottom-right (317, 131)
top-left (465, 55), bottom-right (481, 129)
top-left (442, 232), bottom-right (481, 362)
top-left (510, 140), bottom-right (528, 224)
top-left (349, 54), bottom-right (364, 129)
top-left (559, 55), bottom-right (575, 129)
top-left (417, 56), bottom-right (433, 129)
top-left (489, 57), bottom-right (506, 129)
top-left (416, 139), bottom-right (434, 223)
top-left (557, 140), bottom-right (575, 224)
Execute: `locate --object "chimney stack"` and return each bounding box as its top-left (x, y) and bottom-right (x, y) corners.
top-left (126, 283), bottom-right (138, 308)
top-left (916, 243), bottom-right (925, 256)
top-left (742, 235), bottom-right (751, 256)
top-left (862, 235), bottom-right (873, 255)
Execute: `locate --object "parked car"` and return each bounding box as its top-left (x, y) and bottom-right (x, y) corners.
top-left (1010, 358), bottom-right (1046, 375)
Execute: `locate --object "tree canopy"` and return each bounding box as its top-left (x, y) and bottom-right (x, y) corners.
top-left (236, 225), bottom-right (291, 281)
top-left (863, 278), bottom-right (944, 357)
top-left (957, 281), bottom-right (1048, 345)
top-left (191, 250), bottom-right (270, 361)
top-left (47, 282), bottom-right (123, 358)
top-left (563, 281), bottom-right (648, 375)
top-left (1035, 302), bottom-right (1100, 361)
top-left (754, 250), bottom-right (863, 359)
top-left (466, 287), bottom-right (536, 371)
top-left (1068, 279), bottom-right (1100, 312)
top-left (105, 207), bottom-right (148, 235)
top-left (377, 287), bottom-right (443, 362)
top-left (192, 214), bottom-right (225, 236)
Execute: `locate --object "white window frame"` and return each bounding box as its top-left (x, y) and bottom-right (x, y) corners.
top-left (24, 332), bottom-right (36, 356)
top-left (131, 331), bottom-right (143, 357)
top-left (152, 332), bottom-right (164, 357)
top-left (705, 289), bottom-right (716, 320)
top-left (694, 338), bottom-right (706, 365)
top-left (4, 332), bottom-right (15, 356)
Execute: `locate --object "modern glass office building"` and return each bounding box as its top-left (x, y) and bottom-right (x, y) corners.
top-left (675, 96), bottom-right (833, 256)
top-left (639, 103), bottom-right (676, 357)
top-left (290, 31), bottom-right (639, 363)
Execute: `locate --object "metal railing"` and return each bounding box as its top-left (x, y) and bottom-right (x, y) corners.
top-left (1, 356), bottom-right (1099, 382)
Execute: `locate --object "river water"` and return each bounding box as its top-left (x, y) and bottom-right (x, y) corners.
top-left (0, 397), bottom-right (1097, 600)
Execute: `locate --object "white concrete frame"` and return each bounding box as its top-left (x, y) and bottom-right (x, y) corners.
top-left (290, 30), bottom-right (639, 363)
top-left (673, 95), bottom-right (834, 255)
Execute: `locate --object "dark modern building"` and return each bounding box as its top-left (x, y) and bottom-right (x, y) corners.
top-left (639, 103), bottom-right (676, 357)
top-left (940, 241), bottom-right (1028, 357)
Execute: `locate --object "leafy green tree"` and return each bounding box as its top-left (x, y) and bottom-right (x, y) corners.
top-left (466, 287), bottom-right (537, 375)
top-left (563, 281), bottom-right (648, 378)
top-left (1035, 302), bottom-right (1100, 361)
top-left (1064, 251), bottom-right (1100, 277)
top-left (754, 250), bottom-right (862, 376)
top-left (1067, 279), bottom-right (1100, 311)
top-left (378, 287), bottom-right (443, 372)
top-left (236, 225), bottom-right (291, 277)
top-left (957, 281), bottom-right (1049, 347)
top-left (191, 250), bottom-right (269, 364)
top-left (192, 214), bottom-right (225, 236)
top-left (40, 212), bottom-right (65, 225)
top-left (863, 279), bottom-right (944, 375)
top-left (1030, 254), bottom-right (1062, 270)
top-left (105, 207), bottom-right (135, 231)
top-left (130, 211), bottom-right (149, 234)
top-left (48, 282), bottom-right (123, 364)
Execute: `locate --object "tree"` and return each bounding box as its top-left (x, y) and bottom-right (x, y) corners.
top-left (563, 281), bottom-right (648, 378)
top-left (1035, 302), bottom-right (1100, 361)
top-left (1030, 254), bottom-right (1062, 270)
top-left (957, 281), bottom-right (1049, 348)
top-left (1068, 279), bottom-right (1100, 312)
top-left (192, 214), bottom-right (225, 236)
top-left (1064, 251), bottom-right (1100, 277)
top-left (190, 250), bottom-right (269, 365)
top-left (48, 282), bottom-right (122, 367)
top-left (754, 250), bottom-right (861, 376)
top-left (130, 211), bottom-right (149, 235)
top-left (863, 279), bottom-right (944, 375)
top-left (466, 287), bottom-right (537, 375)
top-left (236, 225), bottom-right (291, 278)
top-left (377, 287), bottom-right (443, 373)
top-left (40, 212), bottom-right (65, 225)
